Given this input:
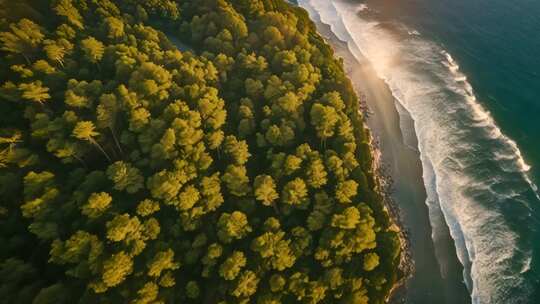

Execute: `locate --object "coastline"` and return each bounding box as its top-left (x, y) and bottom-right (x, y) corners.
top-left (368, 131), bottom-right (413, 303)
top-left (304, 8), bottom-right (471, 304)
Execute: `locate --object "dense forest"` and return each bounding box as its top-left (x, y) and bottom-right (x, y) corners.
top-left (0, 0), bottom-right (401, 303)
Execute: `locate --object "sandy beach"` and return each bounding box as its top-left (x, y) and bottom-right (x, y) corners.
top-left (310, 19), bottom-right (471, 304)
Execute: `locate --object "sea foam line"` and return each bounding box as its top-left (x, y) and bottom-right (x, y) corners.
top-left (440, 51), bottom-right (539, 199)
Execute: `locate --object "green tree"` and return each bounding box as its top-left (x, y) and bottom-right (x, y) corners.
top-left (106, 161), bottom-right (144, 194)
top-left (132, 282), bottom-right (159, 304)
top-left (232, 270), bottom-right (259, 298)
top-left (219, 251), bottom-right (246, 281)
top-left (129, 107), bottom-right (151, 132)
top-left (49, 231), bottom-right (103, 271)
top-left (284, 154), bottom-right (302, 175)
top-left (0, 19), bottom-right (44, 63)
top-left (281, 178), bottom-right (308, 206)
top-left (335, 180), bottom-right (358, 204)
top-left (72, 121), bottom-right (111, 162)
top-left (147, 170), bottom-right (183, 201)
top-left (224, 135), bottom-right (250, 165)
top-left (18, 82), bottom-right (50, 104)
top-left (103, 17), bottom-right (124, 39)
top-left (98, 251), bottom-right (133, 291)
top-left (306, 158), bottom-right (328, 189)
top-left (54, 0), bottom-right (84, 29)
top-left (324, 268), bottom-right (344, 291)
top-left (177, 185), bottom-right (200, 211)
top-left (44, 42), bottom-right (66, 67)
top-left (202, 243), bottom-right (223, 277)
top-left (331, 206), bottom-right (361, 230)
top-left (0, 0), bottom-right (400, 302)
top-left (80, 37), bottom-right (105, 64)
top-left (128, 62), bottom-right (172, 100)
top-left (65, 90), bottom-right (89, 109)
top-left (21, 171), bottom-right (58, 219)
top-left (136, 199), bottom-right (160, 217)
top-left (34, 60), bottom-right (56, 74)
top-left (222, 165), bottom-right (250, 197)
top-left (321, 91), bottom-right (345, 111)
top-left (106, 214), bottom-right (141, 242)
top-left (253, 175), bottom-right (278, 207)
top-left (96, 93), bottom-right (123, 155)
top-left (147, 249), bottom-right (180, 277)
top-left (217, 211), bottom-right (252, 243)
top-left (263, 26), bottom-right (284, 46)
top-left (81, 192), bottom-right (112, 219)
top-left (251, 231), bottom-right (295, 271)
top-left (363, 252), bottom-right (380, 271)
top-left (269, 274), bottom-right (286, 292)
top-left (186, 281), bottom-right (200, 299)
top-left (307, 210), bottom-right (326, 231)
top-left (310, 103), bottom-right (339, 141)
top-left (276, 92), bottom-right (300, 114)
top-left (199, 173), bottom-right (224, 211)
top-left (205, 130), bottom-right (225, 150)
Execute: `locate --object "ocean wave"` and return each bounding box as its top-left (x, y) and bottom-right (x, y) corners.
top-left (439, 51), bottom-right (535, 179)
top-left (299, 0), bottom-right (539, 303)
top-left (394, 101), bottom-right (420, 152)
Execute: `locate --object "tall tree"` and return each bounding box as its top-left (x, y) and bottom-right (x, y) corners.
top-left (0, 19), bottom-right (44, 63)
top-left (217, 211), bottom-right (252, 243)
top-left (18, 81), bottom-right (50, 104)
top-left (80, 37), bottom-right (105, 65)
top-left (53, 0), bottom-right (84, 29)
top-left (254, 175), bottom-right (279, 208)
top-left (106, 161), bottom-right (144, 194)
top-left (72, 121), bottom-right (111, 162)
top-left (96, 93), bottom-right (123, 155)
top-left (44, 42), bottom-right (66, 67)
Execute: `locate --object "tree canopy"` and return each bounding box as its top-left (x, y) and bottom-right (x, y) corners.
top-left (0, 0), bottom-right (401, 303)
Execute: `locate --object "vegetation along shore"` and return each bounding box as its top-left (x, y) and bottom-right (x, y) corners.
top-left (0, 0), bottom-right (404, 303)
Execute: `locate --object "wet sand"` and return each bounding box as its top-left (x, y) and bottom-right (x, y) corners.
top-left (310, 18), bottom-right (471, 304)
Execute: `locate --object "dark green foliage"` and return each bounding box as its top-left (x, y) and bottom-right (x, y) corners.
top-left (0, 0), bottom-right (400, 303)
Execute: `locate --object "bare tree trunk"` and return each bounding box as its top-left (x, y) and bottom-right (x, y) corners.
top-left (90, 139), bottom-right (112, 163)
top-left (22, 53), bottom-right (30, 65)
top-left (73, 154), bottom-right (88, 169)
top-left (110, 127), bottom-right (124, 156)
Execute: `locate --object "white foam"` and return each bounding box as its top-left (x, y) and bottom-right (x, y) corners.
top-left (300, 0), bottom-right (539, 302)
top-left (455, 76), bottom-right (467, 82)
top-left (520, 255), bottom-right (532, 274)
top-left (440, 49), bottom-right (535, 177)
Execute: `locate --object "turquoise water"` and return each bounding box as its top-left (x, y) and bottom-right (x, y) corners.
top-left (299, 0), bottom-right (540, 303)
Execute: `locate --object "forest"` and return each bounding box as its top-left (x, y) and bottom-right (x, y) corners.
top-left (0, 0), bottom-right (401, 303)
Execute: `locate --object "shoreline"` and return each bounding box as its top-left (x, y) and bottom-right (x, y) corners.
top-left (368, 131), bottom-right (414, 303)
top-left (304, 9), bottom-right (472, 304)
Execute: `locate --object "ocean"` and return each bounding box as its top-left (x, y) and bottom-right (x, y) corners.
top-left (297, 0), bottom-right (540, 303)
